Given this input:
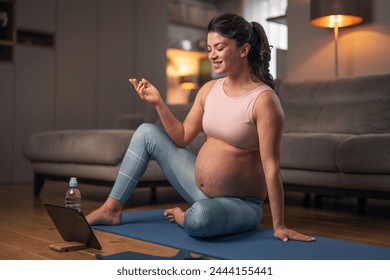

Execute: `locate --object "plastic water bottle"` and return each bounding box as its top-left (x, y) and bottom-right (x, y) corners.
top-left (65, 177), bottom-right (81, 210)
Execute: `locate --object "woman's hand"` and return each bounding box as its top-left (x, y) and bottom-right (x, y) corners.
top-left (274, 226), bottom-right (316, 242)
top-left (129, 78), bottom-right (162, 106)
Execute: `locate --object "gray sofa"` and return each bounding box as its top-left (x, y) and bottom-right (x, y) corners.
top-left (278, 72), bottom-right (390, 213)
top-left (22, 104), bottom-right (206, 203)
top-left (23, 73), bottom-right (390, 212)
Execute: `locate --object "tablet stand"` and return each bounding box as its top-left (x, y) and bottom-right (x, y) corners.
top-left (49, 242), bottom-right (87, 252)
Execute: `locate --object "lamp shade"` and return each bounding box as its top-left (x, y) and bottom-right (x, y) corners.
top-left (310, 0), bottom-right (363, 28)
top-left (179, 75), bottom-right (198, 91)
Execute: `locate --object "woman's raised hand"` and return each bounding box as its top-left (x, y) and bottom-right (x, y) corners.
top-left (129, 78), bottom-right (162, 105)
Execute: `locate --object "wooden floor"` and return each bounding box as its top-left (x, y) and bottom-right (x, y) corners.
top-left (0, 181), bottom-right (389, 260)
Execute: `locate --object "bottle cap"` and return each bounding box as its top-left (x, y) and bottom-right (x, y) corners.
top-left (69, 177), bottom-right (78, 188)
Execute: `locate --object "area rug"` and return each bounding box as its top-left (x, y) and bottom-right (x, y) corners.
top-left (93, 209), bottom-right (390, 260)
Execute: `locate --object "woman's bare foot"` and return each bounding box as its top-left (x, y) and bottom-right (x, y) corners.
top-left (164, 207), bottom-right (185, 227)
top-left (86, 197), bottom-right (123, 225)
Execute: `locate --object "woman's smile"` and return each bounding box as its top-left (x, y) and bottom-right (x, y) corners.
top-left (212, 60), bottom-right (223, 69)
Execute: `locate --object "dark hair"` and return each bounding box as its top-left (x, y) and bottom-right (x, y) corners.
top-left (207, 13), bottom-right (275, 89)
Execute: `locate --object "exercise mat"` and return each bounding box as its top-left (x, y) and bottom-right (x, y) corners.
top-left (96, 248), bottom-right (206, 260)
top-left (93, 209), bottom-right (390, 260)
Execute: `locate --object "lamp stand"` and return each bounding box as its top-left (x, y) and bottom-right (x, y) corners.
top-left (333, 25), bottom-right (339, 78)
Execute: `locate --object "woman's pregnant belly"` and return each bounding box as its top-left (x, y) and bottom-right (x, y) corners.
top-left (195, 137), bottom-right (267, 199)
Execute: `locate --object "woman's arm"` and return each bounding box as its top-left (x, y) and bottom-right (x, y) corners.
top-left (254, 91), bottom-right (315, 242)
top-left (129, 78), bottom-right (214, 147)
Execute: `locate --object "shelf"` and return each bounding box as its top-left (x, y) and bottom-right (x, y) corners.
top-left (266, 14), bottom-right (287, 25)
top-left (168, 0), bottom-right (216, 30)
top-left (17, 29), bottom-right (55, 47)
top-left (167, 48), bottom-right (207, 58)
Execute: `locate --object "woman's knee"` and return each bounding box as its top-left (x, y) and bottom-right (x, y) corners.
top-left (184, 198), bottom-right (262, 238)
top-left (133, 123), bottom-right (160, 139)
top-left (184, 199), bottom-right (227, 238)
top-left (131, 123), bottom-right (166, 148)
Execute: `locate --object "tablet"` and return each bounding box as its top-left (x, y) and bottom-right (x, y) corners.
top-left (44, 203), bottom-right (102, 250)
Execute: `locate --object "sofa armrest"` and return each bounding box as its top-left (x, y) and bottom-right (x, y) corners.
top-left (114, 114), bottom-right (145, 129)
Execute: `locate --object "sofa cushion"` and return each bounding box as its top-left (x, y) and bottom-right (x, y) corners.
top-left (29, 160), bottom-right (166, 182)
top-left (336, 134), bottom-right (390, 174)
top-left (114, 114), bottom-right (145, 129)
top-left (186, 132), bottom-right (207, 154)
top-left (23, 130), bottom-right (133, 165)
top-left (279, 73), bottom-right (390, 134)
top-left (281, 133), bottom-right (353, 172)
top-left (281, 169), bottom-right (390, 192)
top-left (144, 104), bottom-right (193, 126)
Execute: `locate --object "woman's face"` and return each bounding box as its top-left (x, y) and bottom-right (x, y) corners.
top-left (207, 32), bottom-right (243, 76)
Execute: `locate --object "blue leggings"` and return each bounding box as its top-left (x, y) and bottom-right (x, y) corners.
top-left (110, 123), bottom-right (263, 238)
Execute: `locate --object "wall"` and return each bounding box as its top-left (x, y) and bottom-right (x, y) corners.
top-left (0, 0), bottom-right (167, 183)
top-left (287, 0), bottom-right (390, 81)
top-left (0, 0), bottom-right (276, 184)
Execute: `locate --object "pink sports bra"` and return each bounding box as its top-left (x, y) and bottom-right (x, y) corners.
top-left (202, 78), bottom-right (273, 150)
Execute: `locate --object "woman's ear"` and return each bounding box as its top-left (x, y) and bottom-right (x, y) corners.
top-left (240, 43), bottom-right (251, 57)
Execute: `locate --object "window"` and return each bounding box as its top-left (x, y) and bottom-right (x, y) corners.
top-left (243, 0), bottom-right (287, 78)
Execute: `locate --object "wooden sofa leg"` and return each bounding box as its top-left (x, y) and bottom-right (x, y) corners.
top-left (302, 193), bottom-right (312, 207)
top-left (150, 186), bottom-right (157, 204)
top-left (34, 174), bottom-right (45, 196)
top-left (314, 195), bottom-right (323, 208)
top-left (357, 198), bottom-right (367, 215)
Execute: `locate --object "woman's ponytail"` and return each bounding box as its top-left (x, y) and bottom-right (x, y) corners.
top-left (249, 22), bottom-right (275, 89)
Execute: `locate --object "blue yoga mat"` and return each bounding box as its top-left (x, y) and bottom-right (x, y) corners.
top-left (96, 249), bottom-right (207, 260)
top-left (93, 209), bottom-right (390, 260)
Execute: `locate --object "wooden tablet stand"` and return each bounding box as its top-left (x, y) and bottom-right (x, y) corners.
top-left (49, 242), bottom-right (87, 252)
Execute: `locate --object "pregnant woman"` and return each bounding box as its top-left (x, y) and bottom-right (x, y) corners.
top-left (86, 13), bottom-right (314, 242)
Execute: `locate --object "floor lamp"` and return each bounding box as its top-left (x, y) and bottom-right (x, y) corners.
top-left (310, 0), bottom-right (363, 78)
